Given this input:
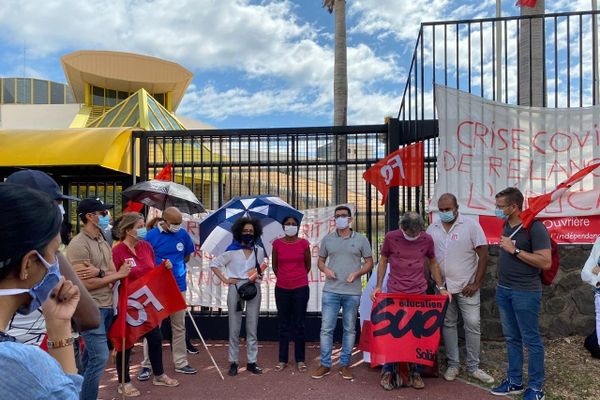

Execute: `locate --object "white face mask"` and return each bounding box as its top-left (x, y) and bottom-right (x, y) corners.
top-left (403, 231), bottom-right (420, 241)
top-left (168, 224), bottom-right (181, 233)
top-left (335, 217), bottom-right (350, 229)
top-left (283, 225), bottom-right (298, 237)
top-left (58, 204), bottom-right (65, 216)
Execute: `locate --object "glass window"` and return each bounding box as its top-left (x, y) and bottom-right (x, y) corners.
top-left (51, 82), bottom-right (65, 104)
top-left (2, 78), bottom-right (15, 103)
top-left (33, 79), bottom-right (49, 104)
top-left (65, 87), bottom-right (75, 103)
top-left (108, 97), bottom-right (138, 126)
top-left (106, 89), bottom-right (117, 107)
top-left (118, 91), bottom-right (129, 102)
top-left (16, 78), bottom-right (31, 104)
top-left (153, 93), bottom-right (165, 107)
top-left (92, 85), bottom-right (104, 106)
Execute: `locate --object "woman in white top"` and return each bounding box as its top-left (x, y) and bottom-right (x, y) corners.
top-left (210, 217), bottom-right (266, 377)
top-left (581, 237), bottom-right (600, 348)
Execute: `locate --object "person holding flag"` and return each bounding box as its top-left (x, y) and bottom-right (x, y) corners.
top-left (491, 187), bottom-right (551, 400)
top-left (111, 213), bottom-right (179, 397)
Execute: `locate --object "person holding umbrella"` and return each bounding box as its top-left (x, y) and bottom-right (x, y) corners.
top-left (210, 216), bottom-right (266, 377)
top-left (272, 216), bottom-right (311, 372)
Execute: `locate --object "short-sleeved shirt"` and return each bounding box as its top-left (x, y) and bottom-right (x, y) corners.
top-left (426, 214), bottom-right (488, 294)
top-left (0, 341), bottom-right (82, 399)
top-left (66, 228), bottom-right (114, 308)
top-left (112, 241), bottom-right (156, 283)
top-left (272, 238), bottom-right (310, 289)
top-left (145, 225), bottom-right (195, 292)
top-left (319, 230), bottom-right (372, 296)
top-left (498, 220), bottom-right (551, 291)
top-left (381, 230), bottom-right (435, 294)
top-left (210, 247), bottom-right (267, 279)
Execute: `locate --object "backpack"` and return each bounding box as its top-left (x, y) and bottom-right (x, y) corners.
top-left (508, 220), bottom-right (560, 285)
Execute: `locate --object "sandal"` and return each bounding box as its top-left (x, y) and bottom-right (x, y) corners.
top-left (117, 383), bottom-right (141, 397)
top-left (152, 374), bottom-right (179, 387)
top-left (297, 362), bottom-right (307, 372)
top-left (274, 362), bottom-right (287, 372)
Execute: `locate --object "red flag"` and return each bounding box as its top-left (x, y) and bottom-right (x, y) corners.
top-left (369, 293), bottom-right (448, 367)
top-left (516, 0), bottom-right (537, 7)
top-left (123, 164), bottom-right (173, 212)
top-left (358, 320), bottom-right (372, 352)
top-left (362, 141), bottom-right (424, 205)
top-left (108, 262), bottom-right (186, 351)
top-left (519, 162), bottom-right (600, 228)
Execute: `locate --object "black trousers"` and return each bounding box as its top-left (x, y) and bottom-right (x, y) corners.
top-left (116, 326), bottom-right (164, 383)
top-left (275, 285), bottom-right (309, 363)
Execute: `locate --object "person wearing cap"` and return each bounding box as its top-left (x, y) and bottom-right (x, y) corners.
top-left (66, 198), bottom-right (132, 400)
top-left (137, 207), bottom-right (197, 380)
top-left (4, 170), bottom-right (100, 344)
top-left (0, 183), bottom-right (82, 399)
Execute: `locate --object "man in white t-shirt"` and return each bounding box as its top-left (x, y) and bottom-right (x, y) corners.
top-left (426, 193), bottom-right (494, 384)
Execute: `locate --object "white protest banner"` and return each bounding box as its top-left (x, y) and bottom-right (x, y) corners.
top-left (182, 203), bottom-right (355, 312)
top-left (434, 85), bottom-right (600, 243)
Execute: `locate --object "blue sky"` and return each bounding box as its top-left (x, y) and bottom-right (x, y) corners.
top-left (0, 0), bottom-right (593, 129)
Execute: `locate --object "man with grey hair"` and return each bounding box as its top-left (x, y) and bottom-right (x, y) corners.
top-left (426, 193), bottom-right (493, 384)
top-left (372, 211), bottom-right (450, 391)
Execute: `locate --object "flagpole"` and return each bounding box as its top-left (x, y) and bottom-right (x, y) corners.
top-left (186, 308), bottom-right (225, 380)
top-left (120, 337), bottom-right (126, 400)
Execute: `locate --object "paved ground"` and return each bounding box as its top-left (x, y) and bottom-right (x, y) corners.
top-left (99, 341), bottom-right (498, 400)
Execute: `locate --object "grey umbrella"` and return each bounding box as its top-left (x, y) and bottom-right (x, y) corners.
top-left (122, 180), bottom-right (206, 214)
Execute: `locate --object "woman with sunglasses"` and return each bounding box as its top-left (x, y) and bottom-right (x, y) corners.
top-left (111, 212), bottom-right (179, 397)
top-left (0, 183), bottom-right (82, 398)
top-left (271, 216), bottom-right (311, 372)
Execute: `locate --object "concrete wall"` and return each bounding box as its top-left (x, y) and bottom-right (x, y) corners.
top-left (0, 104), bottom-right (81, 129)
top-left (481, 244), bottom-right (596, 339)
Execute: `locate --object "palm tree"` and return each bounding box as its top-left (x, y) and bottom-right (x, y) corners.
top-left (323, 0), bottom-right (348, 204)
top-left (518, 0), bottom-right (546, 106)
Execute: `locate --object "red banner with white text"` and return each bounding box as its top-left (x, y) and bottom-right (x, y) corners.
top-left (366, 293), bottom-right (448, 367)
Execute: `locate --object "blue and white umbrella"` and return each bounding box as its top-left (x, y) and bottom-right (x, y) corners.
top-left (199, 195), bottom-right (303, 256)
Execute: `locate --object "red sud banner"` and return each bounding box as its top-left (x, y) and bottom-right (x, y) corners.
top-left (366, 293), bottom-right (448, 367)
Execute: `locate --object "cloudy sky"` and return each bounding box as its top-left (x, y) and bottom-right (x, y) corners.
top-left (0, 0), bottom-right (594, 128)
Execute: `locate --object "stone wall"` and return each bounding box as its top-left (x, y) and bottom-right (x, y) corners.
top-left (480, 244), bottom-right (596, 339)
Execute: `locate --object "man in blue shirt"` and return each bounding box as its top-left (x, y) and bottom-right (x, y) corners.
top-left (140, 207), bottom-right (197, 377)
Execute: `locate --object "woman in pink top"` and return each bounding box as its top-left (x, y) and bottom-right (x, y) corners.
top-left (271, 216), bottom-right (311, 372)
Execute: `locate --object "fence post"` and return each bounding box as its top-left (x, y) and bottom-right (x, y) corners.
top-left (385, 118), bottom-right (400, 232)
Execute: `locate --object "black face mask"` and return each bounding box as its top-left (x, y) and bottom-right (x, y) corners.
top-left (241, 234), bottom-right (255, 245)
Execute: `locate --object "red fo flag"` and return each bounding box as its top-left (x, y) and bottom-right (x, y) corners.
top-left (368, 293), bottom-right (448, 367)
top-left (123, 163), bottom-right (173, 212)
top-left (362, 141), bottom-right (424, 205)
top-left (108, 262), bottom-right (186, 351)
top-left (516, 0), bottom-right (537, 7)
top-left (519, 162), bottom-right (600, 229)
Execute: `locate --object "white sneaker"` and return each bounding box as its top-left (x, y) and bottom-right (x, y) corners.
top-left (470, 368), bottom-right (494, 384)
top-left (444, 366), bottom-right (460, 381)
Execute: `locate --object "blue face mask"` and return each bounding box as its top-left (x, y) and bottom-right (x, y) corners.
top-left (98, 215), bottom-right (111, 230)
top-left (241, 234), bottom-right (255, 245)
top-left (0, 251), bottom-right (61, 315)
top-left (495, 208), bottom-right (509, 220)
top-left (439, 211), bottom-right (456, 223)
top-left (136, 227), bottom-right (147, 240)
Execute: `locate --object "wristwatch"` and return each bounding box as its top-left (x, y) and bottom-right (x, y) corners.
top-left (97, 269), bottom-right (105, 278)
top-left (47, 336), bottom-right (76, 349)
top-left (436, 284), bottom-right (447, 291)
top-left (513, 248), bottom-right (521, 257)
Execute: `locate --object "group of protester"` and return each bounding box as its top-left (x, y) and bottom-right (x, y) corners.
top-left (0, 169), bottom-right (598, 400)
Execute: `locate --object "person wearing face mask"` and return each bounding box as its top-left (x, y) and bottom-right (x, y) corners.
top-left (425, 193), bottom-right (493, 384)
top-left (112, 212), bottom-right (179, 396)
top-left (312, 206), bottom-right (373, 381)
top-left (271, 216), bottom-right (311, 372)
top-left (491, 188), bottom-right (551, 400)
top-left (138, 207), bottom-right (197, 379)
top-left (371, 212), bottom-right (450, 390)
top-left (210, 217), bottom-right (267, 377)
top-left (0, 183), bottom-right (82, 398)
top-left (66, 198), bottom-right (131, 400)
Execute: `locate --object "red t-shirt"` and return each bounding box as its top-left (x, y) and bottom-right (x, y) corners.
top-left (272, 238), bottom-right (310, 290)
top-left (112, 241), bottom-right (156, 282)
top-left (381, 230), bottom-right (435, 294)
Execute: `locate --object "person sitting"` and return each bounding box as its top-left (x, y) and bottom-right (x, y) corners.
top-left (0, 183), bottom-right (82, 398)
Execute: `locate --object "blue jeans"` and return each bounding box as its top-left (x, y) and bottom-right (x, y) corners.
top-left (496, 285), bottom-right (544, 390)
top-left (320, 291), bottom-right (360, 368)
top-left (80, 307), bottom-right (113, 400)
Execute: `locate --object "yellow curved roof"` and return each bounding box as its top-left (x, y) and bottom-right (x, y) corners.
top-left (0, 128), bottom-right (135, 174)
top-left (61, 50), bottom-right (193, 111)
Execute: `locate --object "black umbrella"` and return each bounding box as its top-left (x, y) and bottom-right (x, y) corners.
top-left (122, 180), bottom-right (206, 214)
